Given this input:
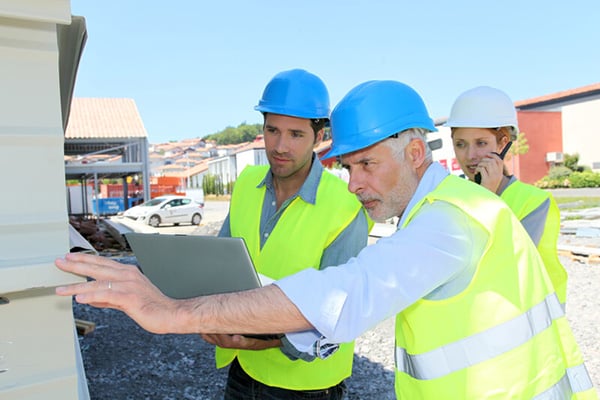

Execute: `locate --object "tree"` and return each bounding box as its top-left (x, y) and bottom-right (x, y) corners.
top-left (563, 153), bottom-right (587, 172)
top-left (203, 122), bottom-right (262, 145)
top-left (508, 131), bottom-right (529, 156)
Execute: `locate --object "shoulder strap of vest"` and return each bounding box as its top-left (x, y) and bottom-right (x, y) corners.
top-left (403, 175), bottom-right (498, 233)
top-left (501, 180), bottom-right (550, 219)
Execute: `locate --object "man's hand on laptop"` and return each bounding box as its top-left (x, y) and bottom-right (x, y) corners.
top-left (56, 253), bottom-right (312, 338)
top-left (55, 252), bottom-right (180, 334)
top-left (201, 333), bottom-right (282, 350)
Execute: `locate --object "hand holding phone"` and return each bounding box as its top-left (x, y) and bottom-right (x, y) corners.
top-left (474, 141), bottom-right (513, 184)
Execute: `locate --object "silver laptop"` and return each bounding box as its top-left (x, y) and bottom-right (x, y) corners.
top-left (125, 233), bottom-right (263, 299)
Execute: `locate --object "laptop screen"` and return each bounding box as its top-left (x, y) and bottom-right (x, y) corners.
top-left (125, 233), bottom-right (263, 299)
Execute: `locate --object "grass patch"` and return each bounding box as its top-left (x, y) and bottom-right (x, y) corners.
top-left (563, 215), bottom-right (585, 221)
top-left (554, 197), bottom-right (600, 210)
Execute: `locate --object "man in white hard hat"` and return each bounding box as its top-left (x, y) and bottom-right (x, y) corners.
top-left (55, 80), bottom-right (596, 399)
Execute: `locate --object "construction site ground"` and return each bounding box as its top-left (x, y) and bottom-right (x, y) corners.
top-left (71, 197), bottom-right (600, 399)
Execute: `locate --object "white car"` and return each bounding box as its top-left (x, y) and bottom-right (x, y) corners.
top-left (122, 195), bottom-right (204, 227)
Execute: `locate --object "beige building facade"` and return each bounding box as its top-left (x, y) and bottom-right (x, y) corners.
top-left (0, 1), bottom-right (86, 399)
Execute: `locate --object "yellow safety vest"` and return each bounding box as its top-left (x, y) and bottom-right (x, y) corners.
top-left (501, 179), bottom-right (568, 305)
top-left (394, 175), bottom-right (595, 399)
top-left (216, 165), bottom-right (364, 390)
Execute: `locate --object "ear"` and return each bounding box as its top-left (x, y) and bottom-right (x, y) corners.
top-left (406, 138), bottom-right (426, 169)
top-left (314, 128), bottom-right (324, 147)
top-left (498, 134), bottom-right (509, 150)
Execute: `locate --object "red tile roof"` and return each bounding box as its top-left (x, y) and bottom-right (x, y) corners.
top-left (233, 137), bottom-right (331, 154)
top-left (163, 160), bottom-right (209, 178)
top-left (66, 98), bottom-right (148, 139)
top-left (515, 82), bottom-right (600, 108)
top-left (315, 139), bottom-right (332, 153)
top-left (235, 138), bottom-right (265, 153)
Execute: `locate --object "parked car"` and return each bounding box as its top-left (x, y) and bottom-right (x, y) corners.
top-left (122, 195), bottom-right (204, 227)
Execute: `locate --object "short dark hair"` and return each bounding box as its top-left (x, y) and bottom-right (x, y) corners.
top-left (262, 112), bottom-right (327, 139)
top-left (310, 118), bottom-right (327, 137)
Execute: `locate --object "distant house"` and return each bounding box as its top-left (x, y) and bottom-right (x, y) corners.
top-left (148, 152), bottom-right (165, 172)
top-left (160, 83), bottom-right (600, 189)
top-left (315, 139), bottom-right (334, 167)
top-left (513, 83), bottom-right (600, 183)
top-left (165, 159), bottom-right (210, 191)
top-left (155, 163), bottom-right (187, 176)
top-left (204, 136), bottom-right (339, 189)
top-left (233, 137), bottom-right (268, 177)
top-left (207, 143), bottom-right (250, 191)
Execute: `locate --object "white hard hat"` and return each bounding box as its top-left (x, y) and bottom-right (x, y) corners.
top-left (445, 86), bottom-right (519, 139)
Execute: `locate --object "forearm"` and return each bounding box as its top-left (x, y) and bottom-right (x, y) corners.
top-left (54, 253), bottom-right (312, 336)
top-left (174, 284), bottom-right (313, 335)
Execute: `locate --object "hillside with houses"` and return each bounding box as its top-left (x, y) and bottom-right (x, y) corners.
top-left (64, 81), bottom-right (600, 215)
top-left (146, 134), bottom-right (336, 194)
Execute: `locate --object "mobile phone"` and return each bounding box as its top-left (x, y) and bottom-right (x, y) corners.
top-left (474, 141), bottom-right (513, 184)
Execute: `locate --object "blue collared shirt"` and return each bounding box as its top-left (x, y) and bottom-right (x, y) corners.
top-left (219, 154), bottom-right (369, 359)
top-left (219, 154), bottom-right (368, 268)
top-left (276, 162), bottom-right (488, 352)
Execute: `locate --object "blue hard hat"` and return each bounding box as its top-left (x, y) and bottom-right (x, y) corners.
top-left (255, 69), bottom-right (330, 119)
top-left (323, 80), bottom-right (436, 159)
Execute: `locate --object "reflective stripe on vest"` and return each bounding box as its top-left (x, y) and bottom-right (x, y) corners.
top-left (394, 175), bottom-right (595, 399)
top-left (395, 292), bottom-right (593, 395)
top-left (395, 293), bottom-right (563, 380)
top-left (532, 364), bottom-right (594, 400)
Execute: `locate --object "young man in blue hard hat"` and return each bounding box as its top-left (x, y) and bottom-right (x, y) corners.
top-left (200, 69), bottom-right (371, 399)
top-left (56, 80), bottom-right (596, 399)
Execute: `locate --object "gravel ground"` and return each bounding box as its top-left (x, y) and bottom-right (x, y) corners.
top-left (74, 221), bottom-right (600, 399)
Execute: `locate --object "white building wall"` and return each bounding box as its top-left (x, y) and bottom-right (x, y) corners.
top-left (208, 156), bottom-right (236, 185)
top-left (235, 150), bottom-right (255, 178)
top-left (189, 171), bottom-right (206, 189)
top-left (561, 99), bottom-right (600, 171)
top-left (255, 148), bottom-right (268, 166)
top-left (0, 2), bottom-right (85, 399)
top-left (429, 126), bottom-right (464, 176)
top-left (235, 148), bottom-right (267, 178)
top-left (227, 156), bottom-right (237, 183)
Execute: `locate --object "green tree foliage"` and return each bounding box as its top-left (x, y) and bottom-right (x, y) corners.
top-left (202, 173), bottom-right (221, 195)
top-left (508, 132), bottom-right (529, 156)
top-left (202, 173), bottom-right (236, 195)
top-left (204, 122), bottom-right (263, 145)
top-left (563, 153), bottom-right (588, 172)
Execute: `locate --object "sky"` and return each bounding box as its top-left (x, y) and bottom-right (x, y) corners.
top-left (70, 1), bottom-right (600, 144)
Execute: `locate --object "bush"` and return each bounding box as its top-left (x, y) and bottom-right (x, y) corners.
top-left (535, 176), bottom-right (569, 189)
top-left (568, 171), bottom-right (600, 188)
top-left (535, 166), bottom-right (571, 188)
top-left (535, 168), bottom-right (600, 188)
top-left (548, 166), bottom-right (572, 180)
top-left (533, 153), bottom-right (600, 188)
